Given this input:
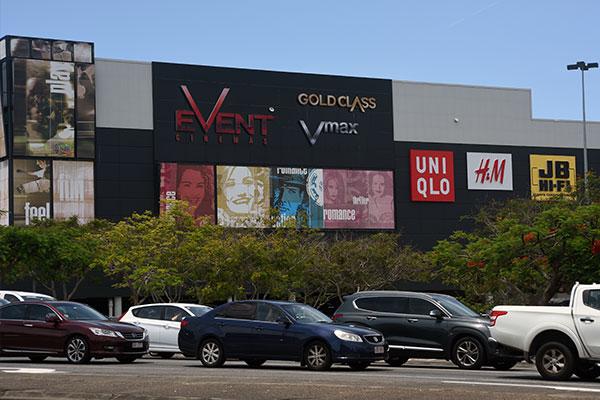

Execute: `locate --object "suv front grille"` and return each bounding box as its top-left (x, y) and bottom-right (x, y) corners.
top-left (122, 332), bottom-right (144, 340)
top-left (364, 334), bottom-right (384, 344)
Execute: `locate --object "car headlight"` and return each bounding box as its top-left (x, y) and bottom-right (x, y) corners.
top-left (90, 328), bottom-right (122, 338)
top-left (334, 329), bottom-right (363, 342)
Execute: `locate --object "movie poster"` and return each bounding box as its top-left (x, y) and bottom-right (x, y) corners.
top-left (13, 159), bottom-right (52, 226)
top-left (0, 160), bottom-right (9, 226)
top-left (270, 167), bottom-right (323, 228)
top-left (53, 161), bottom-right (94, 223)
top-left (76, 63), bottom-right (95, 158)
top-left (0, 94), bottom-right (6, 158)
top-left (365, 170), bottom-right (395, 229)
top-left (160, 163), bottom-right (215, 223)
top-left (13, 59), bottom-right (75, 157)
top-left (217, 166), bottom-right (270, 227)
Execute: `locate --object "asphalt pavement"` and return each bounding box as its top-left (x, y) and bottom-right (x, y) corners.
top-left (0, 356), bottom-right (599, 400)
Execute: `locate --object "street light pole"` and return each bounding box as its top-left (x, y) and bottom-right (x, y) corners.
top-left (567, 61), bottom-right (598, 201)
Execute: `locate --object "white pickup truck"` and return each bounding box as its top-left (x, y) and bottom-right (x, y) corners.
top-left (490, 283), bottom-right (600, 381)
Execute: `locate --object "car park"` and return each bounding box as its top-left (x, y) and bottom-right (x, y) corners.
top-left (0, 291), bottom-right (55, 302)
top-left (120, 303), bottom-right (211, 358)
top-left (178, 300), bottom-right (387, 371)
top-left (0, 301), bottom-right (148, 364)
top-left (333, 291), bottom-right (517, 370)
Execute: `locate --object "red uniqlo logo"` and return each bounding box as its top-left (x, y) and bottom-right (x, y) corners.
top-left (410, 149), bottom-right (455, 202)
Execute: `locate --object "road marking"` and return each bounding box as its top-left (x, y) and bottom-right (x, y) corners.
top-left (2, 368), bottom-right (63, 374)
top-left (443, 380), bottom-right (600, 393)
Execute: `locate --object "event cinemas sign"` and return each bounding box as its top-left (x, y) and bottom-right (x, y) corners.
top-left (175, 86), bottom-right (275, 145)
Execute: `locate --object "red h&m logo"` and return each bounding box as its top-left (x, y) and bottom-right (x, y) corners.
top-left (410, 149), bottom-right (455, 202)
top-left (475, 158), bottom-right (506, 184)
top-left (466, 153), bottom-right (513, 191)
top-left (175, 85), bottom-right (275, 145)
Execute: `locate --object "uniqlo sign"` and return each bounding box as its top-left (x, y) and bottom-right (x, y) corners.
top-left (466, 152), bottom-right (513, 191)
top-left (410, 150), bottom-right (455, 202)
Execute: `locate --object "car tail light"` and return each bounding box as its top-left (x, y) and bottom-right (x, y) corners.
top-left (180, 318), bottom-right (189, 328)
top-left (489, 310), bottom-right (508, 327)
top-left (332, 313), bottom-right (343, 321)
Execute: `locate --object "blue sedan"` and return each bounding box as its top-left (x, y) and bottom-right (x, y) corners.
top-left (178, 300), bottom-right (387, 371)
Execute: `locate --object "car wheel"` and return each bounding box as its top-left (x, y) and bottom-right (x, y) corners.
top-left (66, 336), bottom-right (91, 364)
top-left (452, 337), bottom-right (484, 370)
top-left (116, 356), bottom-right (138, 363)
top-left (244, 359), bottom-right (266, 368)
top-left (199, 339), bottom-right (225, 368)
top-left (348, 361), bottom-right (370, 371)
top-left (304, 341), bottom-right (332, 371)
top-left (535, 341), bottom-right (575, 381)
top-left (158, 352), bottom-right (175, 359)
top-left (386, 356), bottom-right (409, 367)
top-left (574, 361), bottom-right (600, 381)
top-left (28, 356), bottom-right (47, 363)
top-left (491, 359), bottom-right (518, 371)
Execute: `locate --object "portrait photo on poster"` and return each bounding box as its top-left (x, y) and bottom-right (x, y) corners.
top-left (217, 166), bottom-right (270, 227)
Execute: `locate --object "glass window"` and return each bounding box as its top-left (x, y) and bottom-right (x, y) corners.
top-left (74, 42), bottom-right (92, 63)
top-left (431, 295), bottom-right (478, 317)
top-left (132, 306), bottom-right (163, 320)
top-left (53, 302), bottom-right (106, 321)
top-left (4, 294), bottom-right (20, 303)
top-left (10, 38), bottom-right (29, 58)
top-left (0, 39), bottom-right (6, 61)
top-left (280, 303), bottom-right (331, 323)
top-left (583, 290), bottom-right (600, 311)
top-left (355, 296), bottom-right (408, 314)
top-left (216, 302), bottom-right (256, 320)
top-left (0, 304), bottom-right (27, 319)
top-left (408, 298), bottom-right (439, 316)
top-left (31, 40), bottom-right (51, 60)
top-left (184, 306), bottom-right (211, 317)
top-left (52, 41), bottom-right (73, 62)
top-left (164, 306), bottom-right (186, 322)
top-left (27, 304), bottom-right (55, 321)
top-left (255, 303), bottom-right (284, 322)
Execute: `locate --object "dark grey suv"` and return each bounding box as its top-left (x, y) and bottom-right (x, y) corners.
top-left (333, 291), bottom-right (517, 370)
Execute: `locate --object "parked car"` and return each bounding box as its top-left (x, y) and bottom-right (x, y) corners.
top-left (333, 291), bottom-right (517, 370)
top-left (179, 300), bottom-right (387, 371)
top-left (0, 299), bottom-right (8, 306)
top-left (490, 283), bottom-right (600, 381)
top-left (120, 303), bottom-right (211, 358)
top-left (0, 301), bottom-right (148, 364)
top-left (0, 291), bottom-right (55, 302)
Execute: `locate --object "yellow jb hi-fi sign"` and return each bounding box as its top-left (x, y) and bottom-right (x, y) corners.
top-left (530, 155), bottom-right (576, 200)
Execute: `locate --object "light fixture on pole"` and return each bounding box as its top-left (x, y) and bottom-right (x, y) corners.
top-left (567, 61), bottom-right (598, 199)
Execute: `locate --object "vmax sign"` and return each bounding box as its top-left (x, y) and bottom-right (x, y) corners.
top-left (410, 150), bottom-right (455, 202)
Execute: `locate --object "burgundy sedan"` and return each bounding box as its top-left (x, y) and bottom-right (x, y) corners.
top-left (0, 301), bottom-right (148, 363)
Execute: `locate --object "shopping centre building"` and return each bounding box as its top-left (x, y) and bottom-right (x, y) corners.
top-left (1, 35), bottom-right (599, 313)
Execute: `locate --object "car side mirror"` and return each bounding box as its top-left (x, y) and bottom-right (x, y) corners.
top-left (45, 313), bottom-right (60, 323)
top-left (429, 309), bottom-right (443, 319)
top-left (276, 316), bottom-right (291, 327)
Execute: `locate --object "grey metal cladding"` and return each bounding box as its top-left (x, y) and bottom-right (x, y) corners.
top-left (392, 80), bottom-right (600, 149)
top-left (96, 59), bottom-right (153, 130)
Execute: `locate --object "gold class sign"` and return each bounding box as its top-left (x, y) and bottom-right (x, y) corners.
top-left (530, 155), bottom-right (576, 199)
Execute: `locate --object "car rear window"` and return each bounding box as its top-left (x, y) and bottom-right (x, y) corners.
top-left (355, 297), bottom-right (408, 313)
top-left (583, 290), bottom-right (600, 311)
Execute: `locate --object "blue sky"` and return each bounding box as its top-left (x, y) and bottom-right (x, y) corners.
top-left (1, 0), bottom-right (599, 121)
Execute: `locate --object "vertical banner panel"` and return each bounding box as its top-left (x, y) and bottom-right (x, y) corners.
top-left (0, 160), bottom-right (8, 226)
top-left (217, 166), bottom-right (270, 227)
top-left (13, 159), bottom-right (52, 226)
top-left (0, 94), bottom-right (6, 158)
top-left (53, 161), bottom-right (94, 223)
top-left (76, 64), bottom-right (95, 158)
top-left (366, 170), bottom-right (395, 229)
top-left (270, 167), bottom-right (323, 228)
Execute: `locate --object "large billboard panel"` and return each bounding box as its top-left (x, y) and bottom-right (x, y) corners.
top-left (0, 160), bottom-right (8, 226)
top-left (76, 63), bottom-right (95, 158)
top-left (271, 167), bottom-right (323, 228)
top-left (13, 159), bottom-right (52, 226)
top-left (216, 166), bottom-right (270, 227)
top-left (159, 163), bottom-right (215, 223)
top-left (53, 161), bottom-right (94, 223)
top-left (410, 150), bottom-right (455, 202)
top-left (13, 59), bottom-right (75, 157)
top-left (530, 155), bottom-right (576, 199)
top-left (466, 152), bottom-right (513, 191)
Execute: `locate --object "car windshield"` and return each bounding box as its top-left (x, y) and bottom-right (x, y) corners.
top-left (281, 303), bottom-right (331, 323)
top-left (431, 295), bottom-right (479, 317)
top-left (53, 303), bottom-right (107, 321)
top-left (185, 306), bottom-right (212, 316)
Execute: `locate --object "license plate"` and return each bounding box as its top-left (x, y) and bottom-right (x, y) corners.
top-left (374, 346), bottom-right (384, 354)
top-left (131, 342), bottom-right (143, 349)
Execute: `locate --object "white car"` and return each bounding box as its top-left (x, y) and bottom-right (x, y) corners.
top-left (119, 303), bottom-right (212, 358)
top-left (0, 291), bottom-right (55, 302)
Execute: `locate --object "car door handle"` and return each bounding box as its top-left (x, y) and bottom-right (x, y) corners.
top-left (255, 327), bottom-right (263, 332)
top-left (164, 325), bottom-right (170, 329)
top-left (581, 317), bottom-right (595, 323)
top-left (23, 324), bottom-right (33, 327)
top-left (407, 318), bottom-right (419, 323)
top-left (366, 316), bottom-right (377, 320)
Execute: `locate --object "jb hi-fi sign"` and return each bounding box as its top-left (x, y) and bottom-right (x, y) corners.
top-left (530, 155), bottom-right (576, 200)
top-left (410, 150), bottom-right (455, 202)
top-left (175, 86), bottom-right (275, 145)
